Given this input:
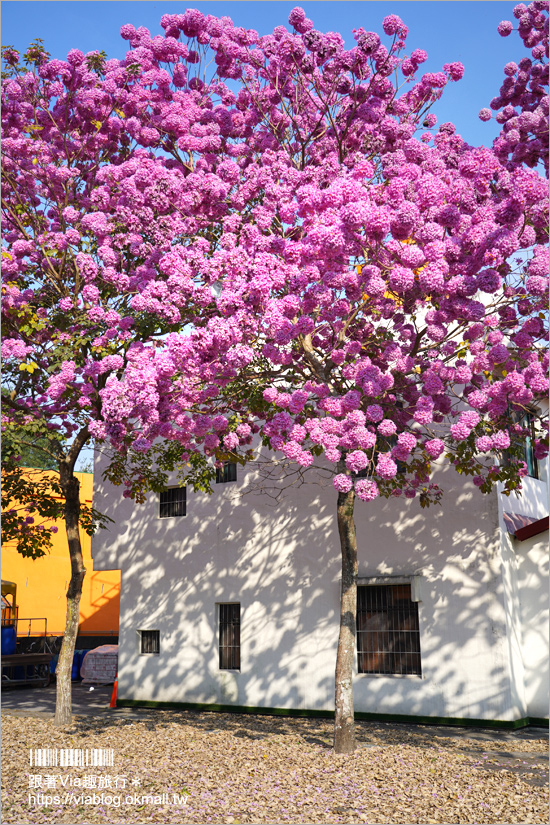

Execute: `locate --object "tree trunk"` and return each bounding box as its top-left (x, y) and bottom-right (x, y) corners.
top-left (334, 461), bottom-right (358, 754)
top-left (54, 469), bottom-right (86, 726)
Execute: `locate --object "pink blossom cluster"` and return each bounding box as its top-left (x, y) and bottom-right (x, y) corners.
top-left (481, 2), bottom-right (549, 175)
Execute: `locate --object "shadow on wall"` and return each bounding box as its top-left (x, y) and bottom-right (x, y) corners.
top-left (515, 531), bottom-right (549, 718)
top-left (78, 576), bottom-right (120, 635)
top-left (92, 452), bottom-right (548, 722)
top-left (112, 468), bottom-right (337, 713)
top-left (78, 590), bottom-right (120, 636)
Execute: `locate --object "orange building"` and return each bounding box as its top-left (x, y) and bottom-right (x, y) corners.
top-left (2, 472), bottom-right (120, 637)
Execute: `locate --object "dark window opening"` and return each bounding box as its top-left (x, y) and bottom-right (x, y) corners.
top-left (159, 486), bottom-right (186, 518)
top-left (520, 411), bottom-right (539, 479)
top-left (216, 462), bottom-right (237, 484)
top-left (503, 410), bottom-right (539, 479)
top-left (140, 629), bottom-right (160, 655)
top-left (219, 603), bottom-right (240, 670)
top-left (357, 584), bottom-right (421, 676)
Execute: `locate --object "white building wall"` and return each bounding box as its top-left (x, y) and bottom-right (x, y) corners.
top-left (515, 530), bottom-right (549, 719)
top-left (350, 468), bottom-right (513, 721)
top-left (92, 448), bottom-right (547, 723)
top-left (497, 471), bottom-right (549, 722)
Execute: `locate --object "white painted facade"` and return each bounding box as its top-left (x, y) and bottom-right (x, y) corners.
top-left (91, 449), bottom-right (548, 724)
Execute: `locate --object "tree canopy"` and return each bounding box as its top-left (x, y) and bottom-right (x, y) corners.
top-left (83, 6), bottom-right (549, 500)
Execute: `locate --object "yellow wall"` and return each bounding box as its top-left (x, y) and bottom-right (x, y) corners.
top-left (2, 472), bottom-right (120, 636)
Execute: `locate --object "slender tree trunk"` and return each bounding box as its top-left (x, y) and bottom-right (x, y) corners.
top-left (334, 460), bottom-right (358, 754)
top-left (54, 469), bottom-right (86, 726)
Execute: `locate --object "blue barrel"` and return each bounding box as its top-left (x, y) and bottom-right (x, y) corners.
top-left (1, 626), bottom-right (17, 655)
top-left (49, 652), bottom-right (83, 678)
top-left (71, 650), bottom-right (82, 681)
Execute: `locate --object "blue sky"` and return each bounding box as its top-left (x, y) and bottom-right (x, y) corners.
top-left (3, 1), bottom-right (521, 147)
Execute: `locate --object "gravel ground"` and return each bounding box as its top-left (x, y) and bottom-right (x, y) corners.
top-left (2, 710), bottom-right (548, 824)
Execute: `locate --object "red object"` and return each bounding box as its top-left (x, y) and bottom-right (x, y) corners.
top-left (109, 679), bottom-right (117, 708)
top-left (515, 516), bottom-right (549, 542)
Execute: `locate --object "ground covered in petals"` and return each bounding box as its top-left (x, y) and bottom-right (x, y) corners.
top-left (2, 711), bottom-right (547, 824)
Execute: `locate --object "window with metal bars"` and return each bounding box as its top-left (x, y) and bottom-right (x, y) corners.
top-left (357, 584), bottom-right (421, 676)
top-left (140, 629), bottom-right (160, 655)
top-left (159, 486), bottom-right (186, 518)
top-left (218, 603), bottom-right (240, 670)
top-left (216, 462), bottom-right (237, 484)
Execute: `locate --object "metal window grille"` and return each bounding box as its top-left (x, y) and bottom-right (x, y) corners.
top-left (216, 462), bottom-right (237, 484)
top-left (219, 604), bottom-right (240, 670)
top-left (357, 584), bottom-right (421, 676)
top-left (159, 487), bottom-right (186, 518)
top-left (140, 630), bottom-right (160, 655)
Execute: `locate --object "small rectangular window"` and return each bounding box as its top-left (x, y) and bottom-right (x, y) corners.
top-left (216, 462), bottom-right (237, 484)
top-left (357, 584), bottom-right (421, 676)
top-left (219, 603), bottom-right (240, 670)
top-left (159, 486), bottom-right (186, 518)
top-left (140, 630), bottom-right (160, 655)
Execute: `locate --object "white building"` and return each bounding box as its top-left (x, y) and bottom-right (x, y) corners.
top-left (91, 446), bottom-right (548, 727)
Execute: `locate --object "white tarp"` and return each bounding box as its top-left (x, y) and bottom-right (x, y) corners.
top-left (80, 644), bottom-right (118, 684)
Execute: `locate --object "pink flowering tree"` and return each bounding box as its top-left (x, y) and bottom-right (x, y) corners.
top-left (1, 39), bottom-right (219, 724)
top-left (90, 6), bottom-right (549, 752)
top-left (4, 4), bottom-right (547, 745)
top-left (479, 1), bottom-right (549, 175)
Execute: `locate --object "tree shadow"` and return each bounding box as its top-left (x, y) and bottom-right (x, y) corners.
top-left (91, 449), bottom-right (548, 733)
top-left (78, 576), bottom-right (120, 635)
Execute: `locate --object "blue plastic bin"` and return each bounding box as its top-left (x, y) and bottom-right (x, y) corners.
top-left (1, 626), bottom-right (17, 655)
top-left (71, 649), bottom-right (84, 681)
top-left (49, 651), bottom-right (84, 679)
